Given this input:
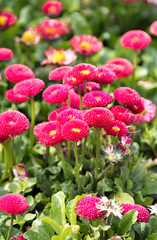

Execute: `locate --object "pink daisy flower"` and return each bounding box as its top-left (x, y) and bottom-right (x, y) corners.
top-left (34, 122), bottom-right (48, 139)
top-left (106, 58), bottom-right (134, 79)
top-left (74, 82), bottom-right (100, 95)
top-left (75, 196), bottom-right (105, 221)
top-left (120, 30), bottom-right (151, 50)
top-left (35, 19), bottom-right (69, 40)
top-left (128, 101), bottom-right (145, 114)
top-left (110, 106), bottom-right (134, 125)
top-left (43, 84), bottom-right (68, 104)
top-left (63, 70), bottom-right (83, 87)
top-left (0, 48), bottom-right (13, 61)
top-left (70, 35), bottom-right (103, 56)
top-left (95, 66), bottom-right (116, 85)
top-left (71, 63), bottom-right (98, 81)
top-left (61, 89), bottom-right (81, 109)
top-left (12, 234), bottom-right (27, 240)
top-left (83, 91), bottom-right (113, 108)
top-left (6, 89), bottom-right (29, 103)
top-left (61, 119), bottom-right (89, 142)
top-left (17, 26), bottom-right (41, 46)
top-left (83, 107), bottom-right (115, 129)
top-left (36, 121), bottom-right (63, 146)
top-left (121, 203), bottom-right (150, 223)
top-left (41, 47), bottom-right (77, 65)
top-left (106, 120), bottom-right (128, 137)
top-left (4, 64), bottom-right (35, 83)
top-left (134, 97), bottom-right (156, 124)
top-left (14, 78), bottom-right (45, 97)
top-left (0, 193), bottom-right (29, 215)
top-left (104, 63), bottom-right (123, 76)
top-left (41, 1), bottom-right (63, 17)
top-left (57, 108), bottom-right (83, 125)
top-left (0, 9), bottom-right (17, 30)
top-left (49, 66), bottom-right (73, 81)
top-left (0, 110), bottom-right (30, 139)
top-left (114, 87), bottom-right (141, 107)
top-left (149, 21), bottom-right (157, 37)
top-left (48, 107), bottom-right (70, 121)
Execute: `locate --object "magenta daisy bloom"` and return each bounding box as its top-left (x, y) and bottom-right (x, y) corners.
top-left (0, 9), bottom-right (17, 30)
top-left (61, 119), bottom-right (89, 142)
top-left (70, 35), bottom-right (103, 56)
top-left (63, 70), bottom-right (83, 87)
top-left (4, 64), bottom-right (35, 83)
top-left (57, 108), bottom-right (83, 125)
top-left (49, 66), bottom-right (73, 81)
top-left (76, 196), bottom-right (105, 221)
top-left (71, 63), bottom-right (97, 81)
top-left (0, 48), bottom-right (13, 61)
top-left (41, 47), bottom-right (77, 65)
top-left (110, 106), bottom-right (134, 125)
top-left (13, 164), bottom-right (28, 178)
top-left (106, 58), bottom-right (133, 79)
top-left (95, 66), bottom-right (116, 85)
top-left (0, 193), bottom-right (29, 216)
top-left (74, 82), bottom-right (100, 95)
top-left (43, 84), bottom-right (68, 104)
top-left (149, 21), bottom-right (157, 36)
top-left (114, 87), bottom-right (141, 107)
top-left (121, 203), bottom-right (150, 223)
top-left (128, 101), bottom-right (145, 114)
top-left (83, 91), bottom-right (113, 108)
top-left (12, 234), bottom-right (27, 240)
top-left (103, 63), bottom-right (123, 76)
top-left (14, 78), bottom-right (45, 97)
top-left (106, 121), bottom-right (128, 137)
top-left (41, 1), bottom-right (63, 17)
top-left (62, 89), bottom-right (81, 109)
top-left (83, 107), bottom-right (115, 129)
top-left (120, 30), bottom-right (151, 50)
top-left (18, 26), bottom-right (41, 46)
top-left (6, 89), bottom-right (29, 103)
top-left (34, 122), bottom-right (48, 139)
top-left (48, 107), bottom-right (70, 121)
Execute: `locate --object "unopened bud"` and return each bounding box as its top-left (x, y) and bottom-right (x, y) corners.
top-left (63, 223), bottom-right (70, 230)
top-left (72, 225), bottom-right (80, 234)
top-left (108, 236), bottom-right (122, 240)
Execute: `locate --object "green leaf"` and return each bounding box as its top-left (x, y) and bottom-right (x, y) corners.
top-left (66, 195), bottom-right (83, 225)
top-left (118, 210), bottom-right (138, 235)
top-left (41, 217), bottom-right (62, 235)
top-left (9, 182), bottom-right (21, 193)
top-left (148, 216), bottom-right (157, 234)
top-left (52, 237), bottom-right (63, 240)
top-left (134, 66), bottom-right (148, 80)
top-left (50, 191), bottom-right (66, 226)
top-left (146, 233), bottom-right (157, 240)
top-left (109, 192), bottom-right (134, 204)
top-left (0, 187), bottom-right (8, 197)
top-left (69, 12), bottom-right (92, 35)
top-left (142, 180), bottom-right (157, 196)
top-left (135, 191), bottom-right (153, 206)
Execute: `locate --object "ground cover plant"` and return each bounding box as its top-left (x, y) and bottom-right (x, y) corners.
top-left (1, 0), bottom-right (157, 239)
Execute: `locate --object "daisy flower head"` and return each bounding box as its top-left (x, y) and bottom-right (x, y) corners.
top-left (36, 121), bottom-right (63, 146)
top-left (103, 63), bottom-right (123, 76)
top-left (75, 196), bottom-right (105, 221)
top-left (106, 120), bottom-right (128, 137)
top-left (63, 70), bottom-right (83, 87)
top-left (70, 34), bottom-right (103, 56)
top-left (83, 107), bottom-right (115, 129)
top-left (0, 110), bottom-right (30, 139)
top-left (83, 91), bottom-right (113, 108)
top-left (19, 26), bottom-right (41, 46)
top-left (120, 30), bottom-right (151, 50)
top-left (74, 81), bottom-right (100, 95)
top-left (0, 9), bottom-right (17, 30)
top-left (35, 19), bottom-right (69, 40)
top-left (41, 1), bottom-right (63, 17)
top-left (13, 164), bottom-right (28, 182)
top-left (43, 84), bottom-right (68, 105)
top-left (0, 193), bottom-right (29, 215)
top-left (134, 97), bottom-right (156, 124)
top-left (95, 66), bottom-right (116, 85)
top-left (61, 119), bottom-right (89, 142)
top-left (121, 203), bottom-right (150, 223)
top-left (110, 106), bottom-right (134, 125)
top-left (149, 21), bottom-right (157, 37)
top-left (4, 64), bottom-right (35, 83)
top-left (114, 87), bottom-right (141, 107)
top-left (148, 203), bottom-right (157, 216)
top-left (128, 101), bottom-right (145, 114)
top-left (61, 89), bottom-right (81, 109)
top-left (106, 58), bottom-right (133, 79)
top-left (34, 122), bottom-right (48, 139)
top-left (49, 66), bottom-right (73, 81)
top-left (48, 107), bottom-right (70, 121)
top-left (0, 48), bottom-right (13, 61)
top-left (6, 89), bottom-right (29, 103)
top-left (14, 78), bottom-right (45, 97)
top-left (57, 108), bottom-right (83, 125)
top-left (11, 234), bottom-right (27, 240)
top-left (41, 47), bottom-right (77, 65)
top-left (71, 63), bottom-right (98, 81)
top-left (96, 196), bottom-right (123, 219)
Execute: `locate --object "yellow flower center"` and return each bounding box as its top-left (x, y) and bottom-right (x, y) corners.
top-left (72, 128), bottom-right (80, 133)
top-left (87, 86), bottom-right (92, 91)
top-left (95, 96), bottom-right (101, 101)
top-left (21, 31), bottom-right (36, 44)
top-left (80, 70), bottom-right (89, 75)
top-left (132, 36), bottom-right (139, 43)
top-left (139, 109), bottom-right (146, 115)
top-left (98, 72), bottom-right (103, 77)
top-left (119, 65), bottom-right (124, 70)
top-left (9, 121), bottom-right (14, 125)
top-left (68, 115), bottom-right (75, 119)
top-left (48, 6), bottom-right (56, 13)
top-left (17, 167), bottom-right (24, 174)
top-left (112, 126), bottom-right (120, 132)
top-left (52, 51), bottom-right (66, 65)
top-left (49, 130), bottom-right (56, 136)
top-left (118, 112), bottom-right (122, 115)
top-left (97, 115), bottom-right (100, 117)
top-left (0, 16), bottom-right (7, 26)
top-left (72, 77), bottom-right (76, 82)
top-left (51, 89), bottom-right (58, 95)
top-left (45, 27), bottom-right (56, 35)
top-left (133, 105), bottom-right (138, 109)
top-left (79, 41), bottom-right (91, 51)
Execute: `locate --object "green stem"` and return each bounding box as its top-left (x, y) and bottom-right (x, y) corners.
top-left (67, 141), bottom-right (71, 163)
top-left (83, 81), bottom-right (87, 95)
top-left (107, 214), bottom-right (113, 225)
top-left (94, 128), bottom-right (101, 188)
top-left (7, 215), bottom-right (14, 240)
top-left (73, 142), bottom-right (82, 193)
top-left (81, 137), bottom-right (87, 164)
top-left (133, 50), bottom-right (138, 70)
top-left (106, 84), bottom-right (110, 93)
top-left (58, 144), bottom-right (68, 180)
top-left (67, 95), bottom-right (71, 107)
top-left (123, 157), bottom-right (129, 189)
top-left (30, 97), bottom-right (35, 152)
top-left (44, 146), bottom-right (50, 167)
top-left (77, 86), bottom-right (83, 110)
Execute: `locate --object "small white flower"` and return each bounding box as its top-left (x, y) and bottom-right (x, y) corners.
top-left (148, 204), bottom-right (157, 216)
top-left (96, 196), bottom-right (123, 219)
